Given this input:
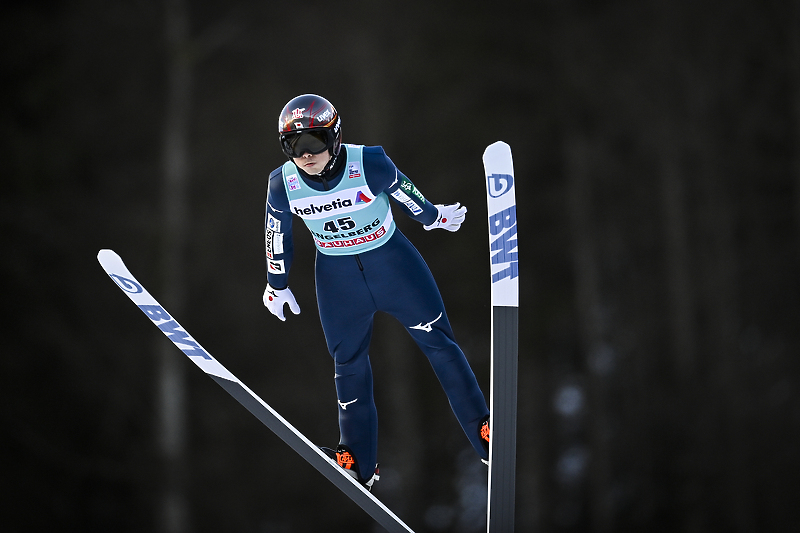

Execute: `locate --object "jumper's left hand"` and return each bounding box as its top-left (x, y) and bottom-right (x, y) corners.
top-left (424, 203), bottom-right (467, 232)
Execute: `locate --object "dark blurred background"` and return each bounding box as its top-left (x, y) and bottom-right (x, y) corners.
top-left (3, 0), bottom-right (799, 532)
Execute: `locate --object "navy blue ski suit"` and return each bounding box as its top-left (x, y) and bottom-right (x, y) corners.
top-left (265, 145), bottom-right (489, 480)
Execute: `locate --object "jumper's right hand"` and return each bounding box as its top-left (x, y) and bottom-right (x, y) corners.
top-left (263, 284), bottom-right (301, 321)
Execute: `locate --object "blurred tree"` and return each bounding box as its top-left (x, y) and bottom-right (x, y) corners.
top-left (157, 0), bottom-right (192, 531)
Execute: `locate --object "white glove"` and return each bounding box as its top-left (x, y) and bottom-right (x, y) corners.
top-left (263, 284), bottom-right (300, 321)
top-left (424, 203), bottom-right (467, 232)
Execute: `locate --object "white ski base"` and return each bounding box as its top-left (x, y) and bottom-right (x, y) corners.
top-left (97, 249), bottom-right (414, 533)
top-left (483, 141), bottom-right (519, 533)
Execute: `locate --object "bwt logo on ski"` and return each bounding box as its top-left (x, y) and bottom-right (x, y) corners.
top-left (489, 205), bottom-right (518, 282)
top-left (110, 274), bottom-right (143, 294)
top-left (487, 173), bottom-right (514, 198)
top-left (137, 304), bottom-right (212, 360)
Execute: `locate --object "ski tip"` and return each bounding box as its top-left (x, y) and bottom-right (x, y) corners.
top-left (483, 141), bottom-right (511, 155)
top-left (97, 249), bottom-right (118, 263)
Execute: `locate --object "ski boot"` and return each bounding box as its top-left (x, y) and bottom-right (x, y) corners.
top-left (321, 445), bottom-right (380, 491)
top-left (479, 415), bottom-right (490, 465)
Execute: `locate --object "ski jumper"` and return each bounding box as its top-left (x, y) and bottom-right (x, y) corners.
top-left (265, 145), bottom-right (489, 479)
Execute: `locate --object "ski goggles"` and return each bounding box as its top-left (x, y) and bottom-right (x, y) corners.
top-left (279, 130), bottom-right (333, 158)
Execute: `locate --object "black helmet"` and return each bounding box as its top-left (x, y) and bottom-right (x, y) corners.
top-left (278, 94), bottom-right (342, 159)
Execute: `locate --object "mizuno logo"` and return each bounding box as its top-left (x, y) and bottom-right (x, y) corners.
top-left (410, 312), bottom-right (443, 333)
top-left (338, 398), bottom-right (357, 410)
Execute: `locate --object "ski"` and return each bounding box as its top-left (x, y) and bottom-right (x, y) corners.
top-left (97, 249), bottom-right (414, 533)
top-left (483, 142), bottom-right (519, 532)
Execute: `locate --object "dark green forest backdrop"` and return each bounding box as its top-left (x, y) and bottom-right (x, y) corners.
top-left (3, 1), bottom-right (799, 532)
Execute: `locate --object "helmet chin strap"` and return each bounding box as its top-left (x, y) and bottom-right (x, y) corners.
top-left (314, 148), bottom-right (339, 177)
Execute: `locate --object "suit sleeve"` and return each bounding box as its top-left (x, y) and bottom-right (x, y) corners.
top-left (265, 167), bottom-right (294, 289)
top-left (362, 146), bottom-right (438, 226)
